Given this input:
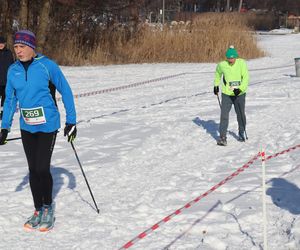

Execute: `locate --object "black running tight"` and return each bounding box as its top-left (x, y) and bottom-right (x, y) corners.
top-left (0, 86), bottom-right (5, 107)
top-left (21, 130), bottom-right (57, 210)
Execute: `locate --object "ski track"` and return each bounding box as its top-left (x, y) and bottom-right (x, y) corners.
top-left (0, 32), bottom-right (300, 250)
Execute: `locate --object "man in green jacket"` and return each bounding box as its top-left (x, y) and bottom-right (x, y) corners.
top-left (213, 46), bottom-right (249, 146)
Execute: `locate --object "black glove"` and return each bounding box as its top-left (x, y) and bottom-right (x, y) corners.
top-left (64, 124), bottom-right (77, 142)
top-left (233, 88), bottom-right (241, 96)
top-left (213, 86), bottom-right (219, 95)
top-left (0, 129), bottom-right (8, 145)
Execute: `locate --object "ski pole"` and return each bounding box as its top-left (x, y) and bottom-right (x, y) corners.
top-left (217, 94), bottom-right (221, 109)
top-left (7, 137), bottom-right (22, 141)
top-left (70, 141), bottom-right (100, 214)
top-left (236, 98), bottom-right (248, 140)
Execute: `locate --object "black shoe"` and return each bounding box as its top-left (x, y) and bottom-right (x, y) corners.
top-left (238, 131), bottom-right (245, 142)
top-left (217, 136), bottom-right (227, 146)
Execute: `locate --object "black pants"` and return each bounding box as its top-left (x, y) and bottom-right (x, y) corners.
top-left (21, 130), bottom-right (57, 210)
top-left (0, 86), bottom-right (5, 108)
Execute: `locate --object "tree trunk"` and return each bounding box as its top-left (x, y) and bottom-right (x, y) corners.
top-left (238, 0), bottom-right (243, 12)
top-left (0, 0), bottom-right (8, 33)
top-left (36, 0), bottom-right (53, 52)
top-left (19, 0), bottom-right (29, 29)
top-left (226, 0), bottom-right (230, 12)
top-left (176, 0), bottom-right (181, 12)
top-left (216, 0), bottom-right (221, 12)
top-left (0, 0), bottom-right (14, 46)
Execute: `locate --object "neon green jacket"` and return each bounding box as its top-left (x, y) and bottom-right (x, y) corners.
top-left (214, 58), bottom-right (249, 96)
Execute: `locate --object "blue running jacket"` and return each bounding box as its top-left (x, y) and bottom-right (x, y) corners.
top-left (1, 54), bottom-right (76, 133)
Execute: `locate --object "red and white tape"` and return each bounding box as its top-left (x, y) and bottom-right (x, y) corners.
top-left (266, 144), bottom-right (300, 160)
top-left (14, 73), bottom-right (186, 113)
top-left (119, 144), bottom-right (300, 249)
top-left (119, 153), bottom-right (260, 249)
top-left (57, 72), bottom-right (187, 102)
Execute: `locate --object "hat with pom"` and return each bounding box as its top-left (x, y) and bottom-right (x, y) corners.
top-left (225, 45), bottom-right (238, 59)
top-left (14, 30), bottom-right (36, 49)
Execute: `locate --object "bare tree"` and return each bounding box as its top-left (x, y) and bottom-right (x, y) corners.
top-left (238, 0), bottom-right (243, 12)
top-left (226, 0), bottom-right (230, 12)
top-left (19, 0), bottom-right (29, 28)
top-left (36, 0), bottom-right (52, 52)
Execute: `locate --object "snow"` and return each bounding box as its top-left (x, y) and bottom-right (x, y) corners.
top-left (1, 31), bottom-right (300, 250)
top-left (256, 28), bottom-right (294, 35)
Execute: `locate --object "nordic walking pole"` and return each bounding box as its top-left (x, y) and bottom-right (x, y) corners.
top-left (70, 141), bottom-right (100, 214)
top-left (7, 137), bottom-right (22, 141)
top-left (217, 94), bottom-right (221, 109)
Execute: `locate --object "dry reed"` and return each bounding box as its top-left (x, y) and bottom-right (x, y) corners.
top-left (51, 12), bottom-right (265, 65)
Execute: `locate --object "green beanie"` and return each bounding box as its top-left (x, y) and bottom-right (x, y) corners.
top-left (225, 46), bottom-right (238, 59)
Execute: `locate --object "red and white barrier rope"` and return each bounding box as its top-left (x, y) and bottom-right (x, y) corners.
top-left (119, 143), bottom-right (300, 249)
top-left (266, 144), bottom-right (300, 160)
top-left (57, 73), bottom-right (186, 102)
top-left (119, 153), bottom-right (260, 249)
top-left (14, 73), bottom-right (186, 113)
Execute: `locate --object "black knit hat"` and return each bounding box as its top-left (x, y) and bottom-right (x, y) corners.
top-left (0, 36), bottom-right (6, 43)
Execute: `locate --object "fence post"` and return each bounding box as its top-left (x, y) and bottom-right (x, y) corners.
top-left (260, 149), bottom-right (268, 250)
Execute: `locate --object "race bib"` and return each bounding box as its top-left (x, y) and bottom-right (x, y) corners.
top-left (21, 107), bottom-right (46, 125)
top-left (229, 81), bottom-right (241, 90)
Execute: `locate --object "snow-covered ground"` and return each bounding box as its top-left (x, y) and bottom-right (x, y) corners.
top-left (0, 31), bottom-right (300, 250)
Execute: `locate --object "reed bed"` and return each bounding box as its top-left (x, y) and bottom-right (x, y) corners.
top-left (50, 12), bottom-right (266, 65)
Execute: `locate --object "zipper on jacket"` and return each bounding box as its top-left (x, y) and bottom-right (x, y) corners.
top-left (20, 58), bottom-right (34, 81)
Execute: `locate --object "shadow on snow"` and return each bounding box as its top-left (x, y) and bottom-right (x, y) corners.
top-left (15, 166), bottom-right (76, 199)
top-left (192, 117), bottom-right (219, 140)
top-left (162, 200), bottom-right (222, 250)
top-left (267, 178), bottom-right (300, 215)
top-left (193, 116), bottom-right (240, 141)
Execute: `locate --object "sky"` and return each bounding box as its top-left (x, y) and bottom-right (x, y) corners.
top-left (0, 29), bottom-right (300, 250)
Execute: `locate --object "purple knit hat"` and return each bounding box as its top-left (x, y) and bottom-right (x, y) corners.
top-left (14, 30), bottom-right (36, 49)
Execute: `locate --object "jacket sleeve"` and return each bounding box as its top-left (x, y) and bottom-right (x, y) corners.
top-left (214, 63), bottom-right (223, 87)
top-left (48, 61), bottom-right (76, 125)
top-left (239, 60), bottom-right (249, 93)
top-left (1, 74), bottom-right (17, 130)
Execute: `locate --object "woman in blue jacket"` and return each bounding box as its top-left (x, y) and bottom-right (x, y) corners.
top-left (0, 30), bottom-right (77, 231)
